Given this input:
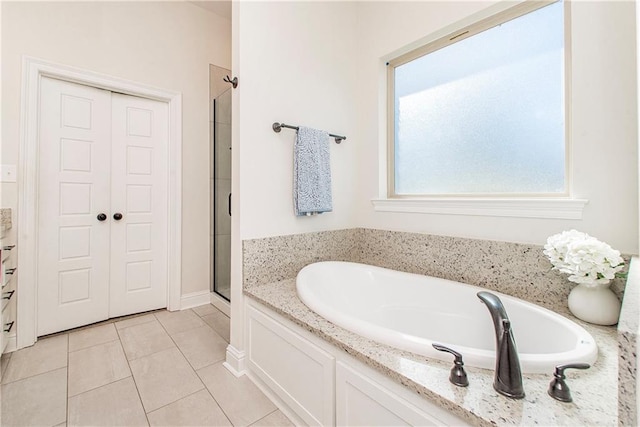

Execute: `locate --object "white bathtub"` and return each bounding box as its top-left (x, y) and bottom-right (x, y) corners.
top-left (296, 261), bottom-right (598, 374)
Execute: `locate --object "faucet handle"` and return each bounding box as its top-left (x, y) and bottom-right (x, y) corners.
top-left (548, 363), bottom-right (590, 402)
top-left (432, 343), bottom-right (469, 387)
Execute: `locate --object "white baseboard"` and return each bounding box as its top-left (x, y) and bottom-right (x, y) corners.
top-left (223, 344), bottom-right (246, 377)
top-left (246, 370), bottom-right (306, 426)
top-left (180, 290), bottom-right (211, 310)
top-left (210, 292), bottom-right (230, 316)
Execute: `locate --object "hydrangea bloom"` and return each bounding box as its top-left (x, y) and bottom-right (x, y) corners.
top-left (543, 230), bottom-right (624, 287)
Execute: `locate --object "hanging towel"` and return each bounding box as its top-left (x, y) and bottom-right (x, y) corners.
top-left (293, 126), bottom-right (333, 216)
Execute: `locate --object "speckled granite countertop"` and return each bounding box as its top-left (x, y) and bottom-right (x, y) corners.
top-left (617, 257), bottom-right (639, 426)
top-left (0, 208), bottom-right (11, 239)
top-left (245, 279), bottom-right (619, 427)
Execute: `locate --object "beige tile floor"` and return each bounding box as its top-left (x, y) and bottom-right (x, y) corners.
top-left (0, 305), bottom-right (294, 427)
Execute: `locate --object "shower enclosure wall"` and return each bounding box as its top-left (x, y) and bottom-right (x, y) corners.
top-left (210, 65), bottom-right (232, 302)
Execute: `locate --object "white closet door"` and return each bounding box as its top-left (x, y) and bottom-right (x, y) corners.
top-left (109, 93), bottom-right (168, 317)
top-left (37, 77), bottom-right (112, 336)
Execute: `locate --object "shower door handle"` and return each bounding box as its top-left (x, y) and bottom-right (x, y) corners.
top-left (228, 193), bottom-right (231, 216)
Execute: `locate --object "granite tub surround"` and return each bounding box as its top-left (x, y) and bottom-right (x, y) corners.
top-left (242, 228), bottom-right (359, 287)
top-left (617, 256), bottom-right (639, 426)
top-left (0, 208), bottom-right (12, 238)
top-left (353, 228), bottom-right (629, 317)
top-left (243, 228), bottom-right (629, 317)
top-left (0, 208), bottom-right (11, 228)
top-left (244, 279), bottom-right (619, 426)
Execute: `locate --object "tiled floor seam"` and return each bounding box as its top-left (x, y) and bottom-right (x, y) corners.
top-left (154, 310), bottom-right (207, 368)
top-left (40, 310), bottom-right (162, 341)
top-left (197, 309), bottom-right (231, 343)
top-left (115, 326), bottom-right (152, 426)
top-left (115, 315), bottom-right (157, 331)
top-left (148, 311), bottom-right (210, 414)
top-left (5, 365), bottom-right (68, 383)
top-left (248, 408), bottom-right (279, 427)
top-left (144, 387), bottom-right (221, 420)
top-left (203, 322), bottom-right (229, 343)
top-left (121, 327), bottom-right (178, 363)
top-left (155, 312), bottom-right (215, 373)
top-left (4, 306), bottom-right (241, 427)
top-left (67, 342), bottom-right (133, 398)
top-left (68, 337), bottom-right (121, 354)
top-left (65, 333), bottom-right (70, 425)
top-left (1, 339), bottom-right (70, 386)
top-left (194, 366), bottom-right (237, 427)
top-left (2, 368), bottom-right (58, 385)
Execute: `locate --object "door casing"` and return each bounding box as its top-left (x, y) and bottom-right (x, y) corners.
top-left (17, 57), bottom-right (183, 349)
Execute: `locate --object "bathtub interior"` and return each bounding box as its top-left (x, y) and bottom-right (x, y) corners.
top-left (296, 261), bottom-right (597, 373)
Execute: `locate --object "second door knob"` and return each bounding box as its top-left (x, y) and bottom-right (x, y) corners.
top-left (113, 213), bottom-right (123, 221)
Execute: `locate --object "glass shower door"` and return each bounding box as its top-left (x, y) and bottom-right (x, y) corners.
top-left (212, 89), bottom-right (231, 301)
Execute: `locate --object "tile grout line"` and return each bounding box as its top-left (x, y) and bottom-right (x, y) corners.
top-left (154, 309), bottom-right (208, 377)
top-left (39, 309), bottom-right (161, 340)
top-left (144, 387), bottom-right (210, 418)
top-left (155, 310), bottom-right (234, 425)
top-left (144, 311), bottom-right (208, 412)
top-left (65, 333), bottom-right (70, 426)
top-left (115, 321), bottom-right (156, 332)
top-left (193, 364), bottom-right (236, 427)
top-left (197, 305), bottom-right (286, 424)
top-left (248, 408), bottom-right (279, 427)
top-left (201, 320), bottom-right (229, 344)
top-left (115, 325), bottom-right (152, 426)
top-left (1, 335), bottom-right (68, 385)
top-left (66, 340), bottom-right (133, 399)
top-left (113, 315), bottom-right (157, 332)
top-left (66, 322), bottom-right (146, 401)
top-left (158, 309), bottom-right (228, 372)
top-left (199, 305), bottom-right (289, 426)
top-left (4, 307), bottom-right (239, 427)
top-left (118, 317), bottom-right (177, 363)
top-left (191, 304), bottom-right (236, 422)
top-left (3, 313), bottom-right (158, 386)
top-left (68, 336), bottom-right (121, 355)
top-left (199, 309), bottom-right (231, 344)
top-left (66, 308), bottom-right (232, 425)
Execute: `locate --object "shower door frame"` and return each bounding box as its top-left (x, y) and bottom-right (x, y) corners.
top-left (212, 95), bottom-right (231, 303)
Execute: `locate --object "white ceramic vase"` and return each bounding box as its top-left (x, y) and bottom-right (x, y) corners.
top-left (567, 282), bottom-right (621, 326)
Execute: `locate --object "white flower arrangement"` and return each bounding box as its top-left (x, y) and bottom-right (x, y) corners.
top-left (543, 230), bottom-right (625, 287)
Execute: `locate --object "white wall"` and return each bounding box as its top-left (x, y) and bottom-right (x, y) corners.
top-left (236, 1), bottom-right (359, 240)
top-left (229, 0), bottom-right (638, 370)
top-left (228, 0), bottom-right (359, 365)
top-left (1, 1), bottom-right (231, 296)
top-left (355, 1), bottom-right (639, 254)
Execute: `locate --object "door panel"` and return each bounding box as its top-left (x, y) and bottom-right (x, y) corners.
top-left (109, 94), bottom-right (168, 317)
top-left (37, 77), bottom-right (111, 336)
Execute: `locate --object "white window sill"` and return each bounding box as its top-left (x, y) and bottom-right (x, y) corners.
top-left (371, 198), bottom-right (588, 220)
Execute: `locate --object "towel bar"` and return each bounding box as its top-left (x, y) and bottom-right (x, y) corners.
top-left (272, 122), bottom-right (346, 144)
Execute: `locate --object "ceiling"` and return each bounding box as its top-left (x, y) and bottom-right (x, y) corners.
top-left (190, 1), bottom-right (231, 20)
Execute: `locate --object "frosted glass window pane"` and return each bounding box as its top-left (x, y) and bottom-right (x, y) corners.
top-left (394, 2), bottom-right (565, 195)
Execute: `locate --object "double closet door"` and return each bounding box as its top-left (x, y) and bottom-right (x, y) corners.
top-left (37, 77), bottom-right (168, 336)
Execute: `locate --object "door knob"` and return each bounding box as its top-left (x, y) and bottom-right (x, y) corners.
top-left (97, 213), bottom-right (107, 221)
top-left (113, 213), bottom-right (123, 221)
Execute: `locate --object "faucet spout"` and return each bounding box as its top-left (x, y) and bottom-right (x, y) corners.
top-left (477, 291), bottom-right (525, 399)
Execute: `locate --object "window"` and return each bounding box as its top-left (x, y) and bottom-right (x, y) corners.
top-left (388, 1), bottom-right (566, 197)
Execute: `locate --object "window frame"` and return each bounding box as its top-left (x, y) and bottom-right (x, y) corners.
top-left (386, 0), bottom-right (571, 200)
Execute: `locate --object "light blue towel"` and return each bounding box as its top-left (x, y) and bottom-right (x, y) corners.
top-left (293, 126), bottom-right (332, 216)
